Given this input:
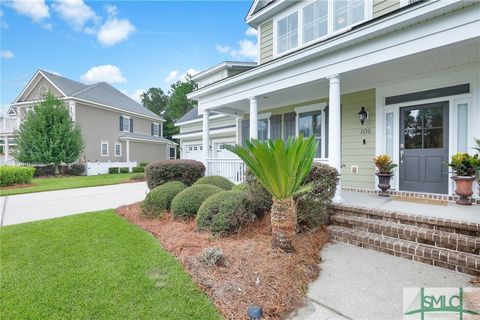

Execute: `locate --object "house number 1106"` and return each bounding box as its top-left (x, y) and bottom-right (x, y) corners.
top-left (360, 128), bottom-right (372, 135)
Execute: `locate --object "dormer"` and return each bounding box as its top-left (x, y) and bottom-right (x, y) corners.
top-left (248, 0), bottom-right (412, 64)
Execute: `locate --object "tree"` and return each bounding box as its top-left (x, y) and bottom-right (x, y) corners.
top-left (141, 87), bottom-right (169, 117)
top-left (165, 76), bottom-right (197, 138)
top-left (14, 93), bottom-right (84, 174)
top-left (228, 136), bottom-right (316, 252)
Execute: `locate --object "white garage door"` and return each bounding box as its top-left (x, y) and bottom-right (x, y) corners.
top-left (184, 144), bottom-right (204, 162)
top-left (215, 142), bottom-right (238, 159)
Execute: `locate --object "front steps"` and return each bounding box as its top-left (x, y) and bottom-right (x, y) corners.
top-left (328, 204), bottom-right (480, 276)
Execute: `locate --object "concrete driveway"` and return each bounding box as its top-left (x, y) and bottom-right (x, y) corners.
top-left (1, 182), bottom-right (148, 226)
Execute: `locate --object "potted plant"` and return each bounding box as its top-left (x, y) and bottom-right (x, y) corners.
top-left (374, 154), bottom-right (398, 197)
top-left (474, 138), bottom-right (480, 197)
top-left (447, 152), bottom-right (480, 205)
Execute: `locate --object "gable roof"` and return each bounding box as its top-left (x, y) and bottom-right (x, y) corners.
top-left (14, 70), bottom-right (162, 120)
top-left (175, 107), bottom-right (200, 124)
top-left (246, 0), bottom-right (276, 21)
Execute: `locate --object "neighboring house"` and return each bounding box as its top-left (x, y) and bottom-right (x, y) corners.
top-left (185, 0), bottom-right (480, 200)
top-left (0, 70), bottom-right (177, 172)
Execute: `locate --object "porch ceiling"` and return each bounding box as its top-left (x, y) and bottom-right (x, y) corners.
top-left (212, 39), bottom-right (479, 115)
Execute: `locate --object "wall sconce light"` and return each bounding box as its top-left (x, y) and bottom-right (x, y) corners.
top-left (358, 106), bottom-right (368, 126)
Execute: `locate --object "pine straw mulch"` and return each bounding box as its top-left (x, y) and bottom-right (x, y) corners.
top-left (116, 202), bottom-right (330, 320)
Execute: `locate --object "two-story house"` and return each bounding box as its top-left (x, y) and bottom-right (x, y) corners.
top-left (0, 70), bottom-right (177, 173)
top-left (183, 0), bottom-right (480, 202)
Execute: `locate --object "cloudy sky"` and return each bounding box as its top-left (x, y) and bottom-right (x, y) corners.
top-left (0, 0), bottom-right (257, 113)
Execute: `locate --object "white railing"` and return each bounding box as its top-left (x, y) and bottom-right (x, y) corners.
top-left (206, 158), bottom-right (247, 184)
top-left (86, 161), bottom-right (138, 176)
top-left (1, 118), bottom-right (19, 134)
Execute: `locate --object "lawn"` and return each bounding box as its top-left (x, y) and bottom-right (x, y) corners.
top-left (0, 210), bottom-right (221, 320)
top-left (0, 173), bottom-right (140, 196)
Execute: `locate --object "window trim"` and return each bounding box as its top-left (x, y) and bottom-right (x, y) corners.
top-left (295, 103), bottom-right (328, 159)
top-left (153, 122), bottom-right (160, 137)
top-left (257, 112), bottom-right (271, 140)
top-left (122, 115), bottom-right (131, 133)
top-left (114, 142), bottom-right (122, 157)
top-left (101, 141), bottom-right (109, 157)
top-left (168, 146), bottom-right (176, 160)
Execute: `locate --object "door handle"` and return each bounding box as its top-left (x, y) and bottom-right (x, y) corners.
top-left (400, 150), bottom-right (404, 163)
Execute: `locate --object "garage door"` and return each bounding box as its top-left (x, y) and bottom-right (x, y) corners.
top-left (184, 144), bottom-right (204, 162)
top-left (215, 142), bottom-right (238, 159)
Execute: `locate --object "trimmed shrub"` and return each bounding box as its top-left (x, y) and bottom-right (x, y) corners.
top-left (171, 184), bottom-right (223, 219)
top-left (142, 181), bottom-right (187, 217)
top-left (139, 162), bottom-right (149, 167)
top-left (194, 175), bottom-right (234, 190)
top-left (108, 167), bottom-right (119, 174)
top-left (0, 166), bottom-right (36, 187)
top-left (67, 163), bottom-right (85, 176)
top-left (132, 166), bottom-right (144, 173)
top-left (197, 190), bottom-right (254, 235)
top-left (296, 163), bottom-right (339, 231)
top-left (130, 173), bottom-right (146, 181)
top-left (232, 182), bottom-right (248, 192)
top-left (244, 170), bottom-right (273, 217)
top-left (145, 160), bottom-right (205, 189)
top-left (119, 167), bottom-right (130, 173)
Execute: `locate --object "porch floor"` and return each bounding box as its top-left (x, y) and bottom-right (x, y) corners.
top-left (341, 191), bottom-right (480, 224)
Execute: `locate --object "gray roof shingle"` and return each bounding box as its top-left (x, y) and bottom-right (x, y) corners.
top-left (119, 132), bottom-right (177, 145)
top-left (175, 107), bottom-right (200, 124)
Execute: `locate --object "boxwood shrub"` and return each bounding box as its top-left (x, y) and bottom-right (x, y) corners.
top-left (132, 166), bottom-right (144, 173)
top-left (244, 170), bottom-right (273, 217)
top-left (145, 160), bottom-right (205, 189)
top-left (108, 167), bottom-right (119, 174)
top-left (196, 190), bottom-right (254, 235)
top-left (67, 163), bottom-right (85, 176)
top-left (194, 175), bottom-right (234, 190)
top-left (119, 167), bottom-right (130, 173)
top-left (170, 184), bottom-right (223, 219)
top-left (296, 163), bottom-right (339, 230)
top-left (139, 162), bottom-right (149, 167)
top-left (142, 181), bottom-right (186, 217)
top-left (232, 182), bottom-right (248, 192)
top-left (0, 166), bottom-right (36, 187)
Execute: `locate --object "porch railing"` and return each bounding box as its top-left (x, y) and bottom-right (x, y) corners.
top-left (206, 158), bottom-right (329, 184)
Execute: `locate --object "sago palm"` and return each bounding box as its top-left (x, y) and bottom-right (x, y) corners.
top-left (228, 136), bottom-right (316, 252)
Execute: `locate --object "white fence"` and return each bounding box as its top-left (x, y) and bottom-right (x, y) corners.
top-left (206, 159), bottom-right (247, 184)
top-left (86, 161), bottom-right (138, 176)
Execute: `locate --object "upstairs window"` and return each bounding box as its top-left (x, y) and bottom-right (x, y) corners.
top-left (151, 123), bottom-right (160, 137)
top-left (303, 0), bottom-right (328, 44)
top-left (334, 0), bottom-right (365, 31)
top-left (277, 12), bottom-right (298, 54)
top-left (120, 115), bottom-right (133, 132)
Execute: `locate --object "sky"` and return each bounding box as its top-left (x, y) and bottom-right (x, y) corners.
top-left (0, 0), bottom-right (257, 114)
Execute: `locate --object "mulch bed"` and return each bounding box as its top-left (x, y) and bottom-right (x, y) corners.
top-left (117, 203), bottom-right (329, 320)
top-left (0, 183), bottom-right (37, 190)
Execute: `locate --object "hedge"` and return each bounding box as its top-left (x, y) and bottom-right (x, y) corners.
top-left (139, 162), bottom-right (149, 167)
top-left (67, 164), bottom-right (85, 176)
top-left (145, 160), bottom-right (205, 189)
top-left (132, 166), bottom-right (144, 173)
top-left (119, 167), bottom-right (130, 173)
top-left (196, 190), bottom-right (254, 235)
top-left (244, 170), bottom-right (273, 217)
top-left (108, 167), bottom-right (119, 174)
top-left (0, 166), bottom-right (36, 187)
top-left (142, 181), bottom-right (187, 218)
top-left (194, 175), bottom-right (234, 190)
top-left (170, 184), bottom-right (223, 219)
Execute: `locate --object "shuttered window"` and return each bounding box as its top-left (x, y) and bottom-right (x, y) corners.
top-left (283, 112), bottom-right (296, 141)
top-left (270, 115), bottom-right (282, 141)
top-left (241, 119), bottom-right (250, 146)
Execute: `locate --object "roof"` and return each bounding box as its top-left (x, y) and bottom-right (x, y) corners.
top-left (246, 0), bottom-right (276, 20)
top-left (119, 132), bottom-right (177, 145)
top-left (175, 107), bottom-right (200, 124)
top-left (37, 70), bottom-right (162, 120)
top-left (192, 61), bottom-right (257, 82)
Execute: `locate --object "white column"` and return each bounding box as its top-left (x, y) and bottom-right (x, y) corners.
top-left (235, 116), bottom-right (241, 145)
top-left (328, 74), bottom-right (344, 203)
top-left (69, 101), bottom-right (76, 122)
top-left (202, 110), bottom-right (210, 164)
top-left (4, 135), bottom-right (9, 161)
top-left (249, 97), bottom-right (258, 140)
top-left (126, 140), bottom-right (130, 162)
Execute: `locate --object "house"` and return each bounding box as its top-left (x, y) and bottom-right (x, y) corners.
top-left (0, 70), bottom-right (177, 173)
top-left (182, 0), bottom-right (480, 202)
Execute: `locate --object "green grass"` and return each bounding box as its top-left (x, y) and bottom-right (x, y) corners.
top-left (0, 211), bottom-right (221, 320)
top-left (1, 173), bottom-right (140, 196)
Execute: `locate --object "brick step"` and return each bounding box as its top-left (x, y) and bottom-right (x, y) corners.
top-left (331, 214), bottom-right (480, 255)
top-left (329, 204), bottom-right (480, 237)
top-left (329, 226), bottom-right (480, 276)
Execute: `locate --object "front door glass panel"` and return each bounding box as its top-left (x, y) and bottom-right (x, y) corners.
top-left (403, 106), bottom-right (443, 150)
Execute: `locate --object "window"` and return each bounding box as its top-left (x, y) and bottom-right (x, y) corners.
top-left (385, 112), bottom-right (394, 157)
top-left (258, 119), bottom-right (269, 141)
top-left (114, 143), bottom-right (121, 157)
top-left (101, 142), bottom-right (109, 157)
top-left (120, 115), bottom-right (132, 132)
top-left (456, 102), bottom-right (468, 153)
top-left (303, 0), bottom-right (328, 44)
top-left (39, 85), bottom-right (48, 96)
top-left (169, 147), bottom-right (176, 160)
top-left (296, 106), bottom-right (328, 158)
top-left (152, 123), bottom-right (160, 137)
top-left (277, 12), bottom-right (298, 54)
top-left (334, 0), bottom-right (365, 31)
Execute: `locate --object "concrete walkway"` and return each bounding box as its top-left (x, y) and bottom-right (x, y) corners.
top-left (290, 243), bottom-right (473, 320)
top-left (0, 182), bottom-right (148, 226)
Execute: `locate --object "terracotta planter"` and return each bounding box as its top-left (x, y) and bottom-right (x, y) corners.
top-left (452, 176), bottom-right (475, 206)
top-left (376, 173), bottom-right (393, 197)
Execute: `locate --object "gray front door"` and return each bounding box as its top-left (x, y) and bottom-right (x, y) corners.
top-left (399, 102), bottom-right (449, 194)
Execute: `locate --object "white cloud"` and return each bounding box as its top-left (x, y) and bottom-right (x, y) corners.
top-left (80, 65), bottom-right (127, 84)
top-left (105, 4), bottom-right (118, 18)
top-left (215, 39), bottom-right (258, 61)
top-left (122, 88), bottom-right (145, 103)
top-left (164, 68), bottom-right (199, 83)
top-left (245, 27), bottom-right (258, 37)
top-left (96, 5), bottom-right (135, 46)
top-left (52, 0), bottom-right (97, 30)
top-left (164, 70), bottom-right (179, 83)
top-left (10, 0), bottom-right (50, 22)
top-left (1, 50), bottom-right (14, 59)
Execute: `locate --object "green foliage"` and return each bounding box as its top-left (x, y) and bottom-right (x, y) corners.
top-left (14, 93), bottom-right (84, 165)
top-left (142, 181), bottom-right (186, 217)
top-left (165, 76), bottom-right (197, 139)
top-left (171, 184), bottom-right (223, 219)
top-left (141, 88), bottom-right (169, 117)
top-left (66, 163), bottom-right (85, 176)
top-left (232, 182), bottom-right (248, 192)
top-left (108, 167), bottom-right (119, 174)
top-left (296, 163), bottom-right (339, 231)
top-left (119, 167), bottom-right (130, 173)
top-left (196, 191), bottom-right (254, 235)
top-left (194, 175), bottom-right (234, 190)
top-left (0, 166), bottom-right (36, 187)
top-left (139, 162), bottom-right (149, 167)
top-left (145, 160), bottom-right (205, 189)
top-left (373, 154), bottom-right (398, 174)
top-left (132, 166), bottom-right (145, 173)
top-left (474, 138), bottom-right (480, 153)
top-left (244, 170), bottom-right (273, 217)
top-left (227, 136), bottom-right (316, 199)
top-left (130, 173), bottom-right (146, 181)
top-left (446, 152), bottom-right (480, 176)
